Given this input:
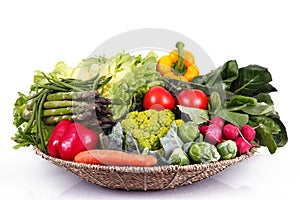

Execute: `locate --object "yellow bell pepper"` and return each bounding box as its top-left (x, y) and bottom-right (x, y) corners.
top-left (156, 41), bottom-right (199, 82)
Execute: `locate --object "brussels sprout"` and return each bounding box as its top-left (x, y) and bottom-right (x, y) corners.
top-left (217, 140), bottom-right (237, 160)
top-left (169, 148), bottom-right (190, 166)
top-left (189, 142), bottom-right (220, 163)
top-left (178, 122), bottom-right (200, 143)
top-left (182, 134), bottom-right (203, 153)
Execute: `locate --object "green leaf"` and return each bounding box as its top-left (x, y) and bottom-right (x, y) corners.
top-left (209, 91), bottom-right (223, 113)
top-left (99, 122), bottom-right (124, 151)
top-left (168, 148), bottom-right (190, 166)
top-left (254, 93), bottom-right (274, 105)
top-left (13, 92), bottom-right (28, 127)
top-left (249, 116), bottom-right (280, 154)
top-left (148, 149), bottom-right (168, 166)
top-left (159, 123), bottom-right (191, 166)
top-left (268, 114), bottom-right (288, 147)
top-left (255, 124), bottom-right (277, 154)
top-left (220, 60), bottom-right (239, 84)
top-left (230, 65), bottom-right (277, 96)
top-left (125, 131), bottom-right (142, 154)
top-left (160, 123), bottom-right (184, 159)
top-left (216, 109), bottom-right (248, 128)
top-left (205, 60), bottom-right (239, 90)
top-left (209, 91), bottom-right (248, 127)
top-left (177, 105), bottom-right (209, 125)
top-left (225, 95), bottom-right (258, 107)
top-left (241, 103), bottom-right (274, 115)
top-left (109, 53), bottom-right (161, 120)
top-left (50, 61), bottom-right (76, 79)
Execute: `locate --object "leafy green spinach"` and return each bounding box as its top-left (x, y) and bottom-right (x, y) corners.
top-left (190, 61), bottom-right (287, 154)
top-left (229, 65), bottom-right (277, 96)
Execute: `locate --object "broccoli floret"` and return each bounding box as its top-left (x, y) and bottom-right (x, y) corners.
top-left (121, 109), bottom-right (177, 150)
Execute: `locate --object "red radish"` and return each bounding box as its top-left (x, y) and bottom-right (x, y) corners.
top-left (235, 137), bottom-right (252, 154)
top-left (242, 124), bottom-right (256, 142)
top-left (210, 116), bottom-right (225, 128)
top-left (223, 124), bottom-right (240, 140)
top-left (198, 125), bottom-right (209, 135)
top-left (204, 124), bottom-right (222, 144)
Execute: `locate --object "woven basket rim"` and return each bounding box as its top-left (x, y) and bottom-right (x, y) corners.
top-left (34, 146), bottom-right (250, 173)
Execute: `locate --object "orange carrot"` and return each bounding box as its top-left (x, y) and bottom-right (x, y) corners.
top-left (74, 150), bottom-right (157, 167)
top-left (74, 150), bottom-right (105, 165)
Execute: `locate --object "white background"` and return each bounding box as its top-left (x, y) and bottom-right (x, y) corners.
top-left (1, 0), bottom-right (299, 199)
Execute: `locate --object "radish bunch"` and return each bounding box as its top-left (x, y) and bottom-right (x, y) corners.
top-left (199, 116), bottom-right (257, 155)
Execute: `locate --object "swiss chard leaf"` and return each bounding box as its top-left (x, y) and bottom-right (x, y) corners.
top-left (229, 65), bottom-right (277, 96)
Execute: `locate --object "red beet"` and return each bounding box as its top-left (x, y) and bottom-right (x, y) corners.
top-left (235, 137), bottom-right (252, 154)
top-left (242, 124), bottom-right (256, 142)
top-left (223, 124), bottom-right (240, 140)
top-left (204, 124), bottom-right (222, 144)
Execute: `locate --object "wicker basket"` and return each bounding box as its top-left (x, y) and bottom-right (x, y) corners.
top-left (34, 147), bottom-right (250, 191)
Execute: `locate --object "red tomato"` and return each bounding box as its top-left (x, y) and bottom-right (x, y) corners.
top-left (177, 89), bottom-right (208, 110)
top-left (143, 86), bottom-right (175, 111)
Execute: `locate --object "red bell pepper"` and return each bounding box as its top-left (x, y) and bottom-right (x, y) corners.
top-left (47, 120), bottom-right (98, 161)
top-left (47, 120), bottom-right (72, 158)
top-left (58, 122), bottom-right (99, 161)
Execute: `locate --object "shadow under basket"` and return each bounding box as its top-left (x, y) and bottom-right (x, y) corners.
top-left (34, 147), bottom-right (250, 191)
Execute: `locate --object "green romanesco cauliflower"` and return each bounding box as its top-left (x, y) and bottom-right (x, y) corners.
top-left (121, 109), bottom-right (183, 150)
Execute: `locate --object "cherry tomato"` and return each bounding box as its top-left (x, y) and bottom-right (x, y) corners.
top-left (177, 89), bottom-right (208, 110)
top-left (143, 86), bottom-right (175, 111)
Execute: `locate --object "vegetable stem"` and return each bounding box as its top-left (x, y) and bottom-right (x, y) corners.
top-left (43, 100), bottom-right (83, 109)
top-left (174, 41), bottom-right (185, 74)
top-left (36, 91), bottom-right (48, 153)
top-left (42, 112), bottom-right (93, 124)
top-left (46, 91), bottom-right (99, 101)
